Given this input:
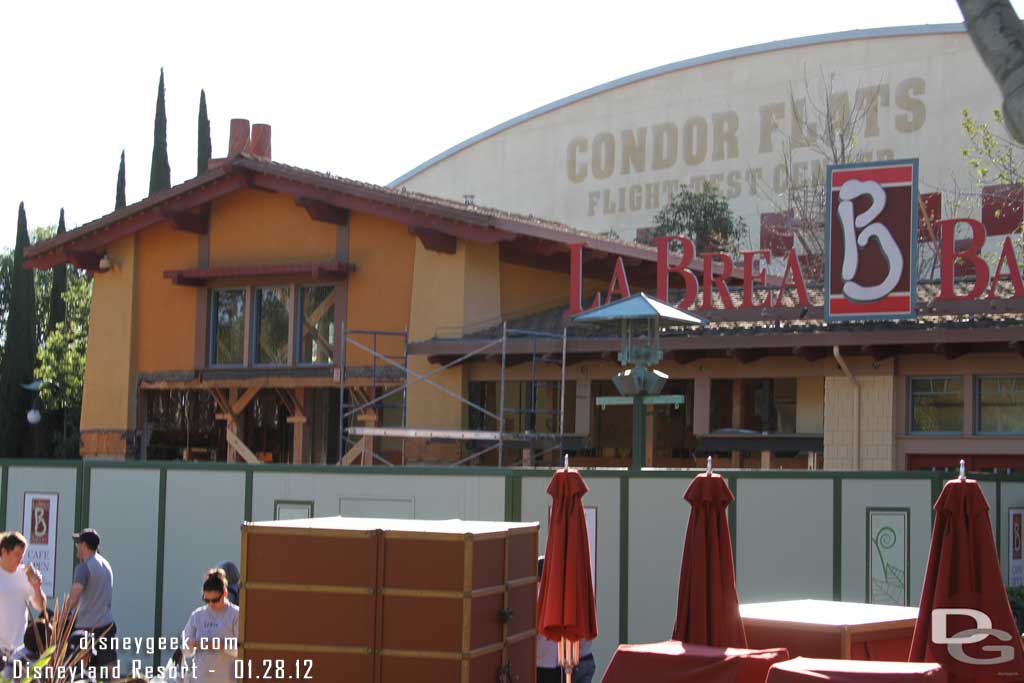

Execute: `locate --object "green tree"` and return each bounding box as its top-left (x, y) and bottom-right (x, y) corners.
top-left (0, 203), bottom-right (37, 456)
top-left (198, 89), bottom-right (211, 174)
top-left (116, 150), bottom-right (126, 210)
top-left (961, 108), bottom-right (1024, 186)
top-left (149, 68), bottom-right (171, 195)
top-left (47, 210), bottom-right (67, 337)
top-left (638, 181), bottom-right (748, 253)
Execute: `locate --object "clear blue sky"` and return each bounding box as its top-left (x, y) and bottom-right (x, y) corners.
top-left (0, 0), bottom-right (1018, 249)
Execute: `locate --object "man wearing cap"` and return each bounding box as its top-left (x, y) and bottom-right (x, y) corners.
top-left (68, 528), bottom-right (116, 670)
top-left (0, 532), bottom-right (45, 659)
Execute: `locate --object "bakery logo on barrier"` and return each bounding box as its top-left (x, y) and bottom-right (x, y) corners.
top-left (29, 498), bottom-right (50, 545)
top-left (825, 160), bottom-right (917, 321)
top-left (932, 608), bottom-right (1015, 666)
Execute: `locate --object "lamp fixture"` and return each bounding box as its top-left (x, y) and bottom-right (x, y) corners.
top-left (26, 408), bottom-right (41, 425)
top-left (98, 253), bottom-right (112, 272)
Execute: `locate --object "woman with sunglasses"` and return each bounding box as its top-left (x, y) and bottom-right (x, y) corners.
top-left (181, 568), bottom-right (239, 683)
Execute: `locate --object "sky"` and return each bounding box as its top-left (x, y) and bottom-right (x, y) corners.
top-left (0, 0), bottom-right (1018, 250)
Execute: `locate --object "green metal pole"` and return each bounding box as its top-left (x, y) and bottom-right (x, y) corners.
top-left (632, 395), bottom-right (645, 471)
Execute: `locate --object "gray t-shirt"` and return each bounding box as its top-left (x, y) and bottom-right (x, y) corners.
top-left (72, 554), bottom-right (114, 628)
top-left (182, 604), bottom-right (239, 683)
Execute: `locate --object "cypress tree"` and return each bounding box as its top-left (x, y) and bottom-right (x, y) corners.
top-left (149, 68), bottom-right (171, 195)
top-left (198, 89), bottom-right (211, 174)
top-left (0, 203), bottom-right (38, 456)
top-left (46, 209), bottom-right (67, 337)
top-left (116, 150), bottom-right (126, 210)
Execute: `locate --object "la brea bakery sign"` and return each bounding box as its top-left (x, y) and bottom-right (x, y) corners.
top-left (568, 159), bottom-right (1024, 320)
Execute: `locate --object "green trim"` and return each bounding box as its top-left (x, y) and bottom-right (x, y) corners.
top-left (153, 469), bottom-right (167, 669)
top-left (619, 475), bottom-right (629, 644)
top-left (244, 470), bottom-right (254, 522)
top-left (727, 476), bottom-right (737, 569)
top-left (504, 473), bottom-right (522, 522)
top-left (0, 464), bottom-right (8, 530)
top-left (73, 464), bottom-right (84, 572)
top-left (997, 480), bottom-right (1003, 572)
top-left (864, 506), bottom-right (911, 606)
top-left (81, 465), bottom-right (91, 528)
top-left (274, 499), bottom-right (315, 520)
top-left (931, 478), bottom-right (943, 526)
top-left (833, 478), bottom-right (842, 601)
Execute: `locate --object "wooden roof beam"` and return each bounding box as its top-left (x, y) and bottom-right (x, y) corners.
top-left (1010, 341), bottom-right (1024, 358)
top-left (726, 348), bottom-right (767, 364)
top-left (410, 226), bottom-right (456, 254)
top-left (861, 345), bottom-right (901, 362)
top-left (793, 346), bottom-right (829, 362)
top-left (295, 197), bottom-right (350, 225)
top-left (162, 206), bottom-right (210, 234)
top-left (933, 343), bottom-right (971, 360)
top-left (671, 351), bottom-right (704, 366)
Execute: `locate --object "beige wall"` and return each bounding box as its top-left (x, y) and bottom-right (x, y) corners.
top-left (824, 374), bottom-right (896, 470)
top-left (797, 377), bottom-right (824, 433)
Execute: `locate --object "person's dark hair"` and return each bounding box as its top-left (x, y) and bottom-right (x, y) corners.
top-left (23, 618), bottom-right (51, 654)
top-left (0, 532), bottom-right (27, 554)
top-left (203, 567), bottom-right (228, 594)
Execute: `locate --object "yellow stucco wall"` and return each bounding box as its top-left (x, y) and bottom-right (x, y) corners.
top-left (209, 190), bottom-right (336, 266)
top-left (345, 213), bottom-right (416, 366)
top-left (463, 243), bottom-right (501, 333)
top-left (80, 236), bottom-right (137, 437)
top-left (134, 222), bottom-right (198, 373)
top-left (796, 377), bottom-right (825, 433)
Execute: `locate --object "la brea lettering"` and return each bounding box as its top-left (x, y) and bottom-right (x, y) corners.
top-left (567, 226), bottom-right (1024, 317)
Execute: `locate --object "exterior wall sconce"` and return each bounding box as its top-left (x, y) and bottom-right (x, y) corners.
top-left (97, 253), bottom-right (112, 272)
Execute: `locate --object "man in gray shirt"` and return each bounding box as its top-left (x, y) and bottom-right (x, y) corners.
top-left (68, 528), bottom-right (116, 671)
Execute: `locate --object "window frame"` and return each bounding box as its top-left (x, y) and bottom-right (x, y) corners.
top-left (294, 284), bottom-right (337, 367)
top-left (907, 375), bottom-right (964, 436)
top-left (208, 287), bottom-right (249, 368)
top-left (251, 284), bottom-right (294, 368)
top-left (975, 374), bottom-right (1024, 436)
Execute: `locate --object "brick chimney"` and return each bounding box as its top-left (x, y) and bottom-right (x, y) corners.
top-left (208, 119), bottom-right (272, 171)
top-left (228, 119), bottom-right (250, 157)
top-left (249, 123), bottom-right (272, 160)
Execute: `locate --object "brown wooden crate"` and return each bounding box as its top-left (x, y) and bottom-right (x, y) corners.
top-left (245, 531), bottom-right (378, 586)
top-left (507, 582), bottom-right (537, 638)
top-left (245, 589), bottom-right (375, 648)
top-left (380, 655), bottom-right (462, 682)
top-left (471, 537), bottom-right (506, 590)
top-left (508, 637), bottom-right (537, 683)
top-left (508, 532), bottom-right (537, 581)
top-left (383, 536), bottom-right (464, 591)
top-left (241, 648), bottom-right (371, 683)
top-left (381, 594), bottom-right (463, 652)
top-left (468, 649), bottom-right (504, 683)
top-left (469, 593), bottom-right (504, 650)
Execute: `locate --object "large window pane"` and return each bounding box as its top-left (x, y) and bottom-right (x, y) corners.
top-left (211, 289), bottom-right (245, 365)
top-left (299, 285), bottom-right (335, 364)
top-left (255, 286), bottom-right (291, 365)
top-left (978, 376), bottom-right (1024, 434)
top-left (910, 377), bottom-right (963, 433)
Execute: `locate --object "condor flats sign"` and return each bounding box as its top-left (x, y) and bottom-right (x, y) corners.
top-left (568, 158), bottom-right (1024, 319)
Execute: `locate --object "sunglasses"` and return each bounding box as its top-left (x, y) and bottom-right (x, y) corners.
top-left (202, 594), bottom-right (224, 604)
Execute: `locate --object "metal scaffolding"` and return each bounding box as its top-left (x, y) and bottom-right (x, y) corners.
top-left (338, 322), bottom-right (569, 467)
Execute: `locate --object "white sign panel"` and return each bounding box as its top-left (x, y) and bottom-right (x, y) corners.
top-left (1010, 507), bottom-right (1024, 588)
top-left (22, 492), bottom-right (58, 596)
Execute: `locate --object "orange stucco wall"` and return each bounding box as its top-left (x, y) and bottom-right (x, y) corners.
top-left (209, 189), bottom-right (337, 266)
top-left (500, 262), bottom-right (605, 320)
top-left (345, 213), bottom-right (416, 366)
top-left (134, 221), bottom-right (199, 373)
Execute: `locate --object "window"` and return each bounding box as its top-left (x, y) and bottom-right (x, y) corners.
top-left (210, 289), bottom-right (246, 366)
top-left (254, 286), bottom-right (291, 365)
top-left (977, 376), bottom-right (1024, 434)
top-left (297, 285), bottom-right (335, 364)
top-left (909, 377), bottom-right (963, 434)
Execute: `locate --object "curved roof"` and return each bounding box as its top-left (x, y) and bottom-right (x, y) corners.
top-left (389, 23), bottom-right (965, 187)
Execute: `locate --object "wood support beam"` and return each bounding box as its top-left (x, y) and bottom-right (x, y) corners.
top-left (162, 206), bottom-right (210, 234)
top-left (861, 345), bottom-right (901, 362)
top-left (410, 226), bottom-right (457, 254)
top-left (231, 386), bottom-right (260, 415)
top-left (726, 348), bottom-right (767, 364)
top-left (671, 351), bottom-right (704, 366)
top-left (793, 346), bottom-right (830, 362)
top-left (1010, 341), bottom-right (1024, 358)
top-left (933, 343), bottom-right (971, 360)
top-left (295, 197), bottom-right (350, 225)
top-left (66, 250), bottom-right (103, 271)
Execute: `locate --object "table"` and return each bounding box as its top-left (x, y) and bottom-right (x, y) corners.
top-left (741, 600), bottom-right (918, 661)
top-left (766, 657), bottom-right (946, 682)
top-left (601, 640), bottom-right (790, 683)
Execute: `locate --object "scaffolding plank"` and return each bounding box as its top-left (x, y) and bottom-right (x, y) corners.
top-left (348, 427), bottom-right (502, 440)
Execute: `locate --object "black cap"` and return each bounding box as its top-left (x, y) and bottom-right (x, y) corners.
top-left (72, 528), bottom-right (100, 549)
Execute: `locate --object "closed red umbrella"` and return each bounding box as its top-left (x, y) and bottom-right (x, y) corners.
top-left (909, 468), bottom-right (1024, 682)
top-left (672, 469), bottom-right (747, 647)
top-left (538, 467), bottom-right (598, 682)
